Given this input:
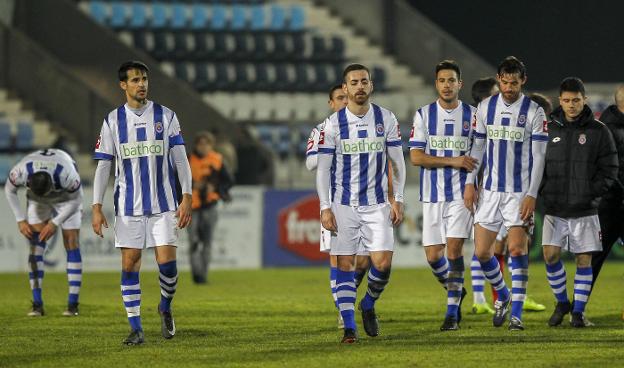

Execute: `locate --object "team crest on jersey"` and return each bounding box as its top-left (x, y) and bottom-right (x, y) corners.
top-left (463, 121), bottom-right (470, 131)
top-left (95, 135), bottom-right (101, 149)
top-left (155, 121), bottom-right (164, 133)
top-left (518, 114), bottom-right (527, 125)
top-left (579, 133), bottom-right (587, 145)
top-left (376, 123), bottom-right (384, 135)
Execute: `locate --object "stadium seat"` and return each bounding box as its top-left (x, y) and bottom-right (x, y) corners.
top-left (292, 33), bottom-right (305, 61)
top-left (0, 119), bottom-right (11, 151)
top-left (193, 32), bottom-right (213, 60)
top-left (311, 36), bottom-right (326, 61)
top-left (276, 126), bottom-right (291, 158)
top-left (230, 5), bottom-right (247, 31)
top-left (252, 33), bottom-right (268, 60)
top-left (249, 5), bottom-right (265, 31)
top-left (233, 33), bottom-right (251, 60)
top-left (152, 31), bottom-right (171, 60)
top-left (328, 36), bottom-right (345, 61)
top-left (210, 6), bottom-right (227, 30)
top-left (254, 63), bottom-right (270, 91)
top-left (272, 33), bottom-right (289, 60)
top-left (214, 63), bottom-right (230, 91)
top-left (0, 155), bottom-right (12, 184)
top-left (15, 122), bottom-right (34, 151)
top-left (89, 1), bottom-right (108, 25)
top-left (274, 63), bottom-right (291, 91)
top-left (128, 3), bottom-right (148, 29)
top-left (269, 5), bottom-right (286, 31)
top-left (151, 3), bottom-right (168, 29)
top-left (294, 64), bottom-right (311, 92)
top-left (372, 66), bottom-right (386, 91)
top-left (314, 63), bottom-right (329, 87)
top-left (288, 5), bottom-right (305, 31)
top-left (190, 4), bottom-right (208, 30)
top-left (173, 32), bottom-right (190, 60)
top-left (233, 63), bottom-right (251, 91)
top-left (109, 2), bottom-right (127, 29)
top-left (213, 32), bottom-right (230, 60)
top-left (170, 3), bottom-right (188, 30)
top-left (193, 62), bottom-right (211, 92)
top-left (132, 31), bottom-right (148, 51)
top-left (174, 62), bottom-right (189, 82)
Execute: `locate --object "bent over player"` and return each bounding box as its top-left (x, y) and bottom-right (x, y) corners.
top-left (5, 148), bottom-right (83, 317)
top-left (92, 61), bottom-right (193, 345)
top-left (316, 64), bottom-right (406, 343)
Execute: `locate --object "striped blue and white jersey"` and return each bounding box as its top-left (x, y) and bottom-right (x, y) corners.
top-left (408, 100), bottom-right (476, 203)
top-left (317, 104), bottom-right (402, 207)
top-left (93, 101), bottom-right (185, 216)
top-left (9, 148), bottom-right (81, 203)
top-left (468, 93), bottom-right (548, 196)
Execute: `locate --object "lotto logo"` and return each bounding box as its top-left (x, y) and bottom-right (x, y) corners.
top-left (277, 195), bottom-right (326, 261)
top-left (120, 140), bottom-right (164, 159)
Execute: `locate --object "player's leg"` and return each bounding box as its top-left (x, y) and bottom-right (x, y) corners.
top-left (522, 230), bottom-right (546, 312)
top-left (570, 215), bottom-right (602, 327)
top-left (507, 225), bottom-right (529, 329)
top-left (25, 200), bottom-right (51, 316)
top-left (328, 255), bottom-right (343, 328)
top-left (150, 211), bottom-right (179, 339)
top-left (543, 243), bottom-right (569, 326)
top-left (422, 202), bottom-right (449, 287)
top-left (571, 253), bottom-right (592, 327)
top-left (354, 254), bottom-right (370, 288)
top-left (491, 230), bottom-right (506, 303)
top-left (62, 229), bottom-right (82, 316)
top-left (470, 253), bottom-right (494, 314)
top-left (201, 206), bottom-right (218, 282)
top-left (188, 209), bottom-right (204, 283)
top-left (441, 238), bottom-right (464, 330)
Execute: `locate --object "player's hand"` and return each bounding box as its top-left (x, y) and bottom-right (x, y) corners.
top-left (176, 193), bottom-right (192, 229)
top-left (464, 184), bottom-right (477, 213)
top-left (39, 222), bottom-right (57, 242)
top-left (91, 204), bottom-right (108, 238)
top-left (520, 195), bottom-right (536, 222)
top-left (320, 209), bottom-right (337, 232)
top-left (17, 220), bottom-right (34, 240)
top-left (390, 201), bottom-right (404, 226)
top-left (452, 155), bottom-right (478, 171)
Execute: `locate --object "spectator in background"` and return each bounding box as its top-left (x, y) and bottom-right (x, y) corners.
top-left (471, 77), bottom-right (498, 106)
top-left (211, 127), bottom-right (238, 176)
top-left (188, 131), bottom-right (233, 284)
top-left (235, 124), bottom-right (275, 185)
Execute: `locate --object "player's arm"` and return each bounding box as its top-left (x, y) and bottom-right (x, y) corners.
top-left (590, 124), bottom-right (619, 198)
top-left (4, 170), bottom-right (33, 239)
top-left (386, 114), bottom-right (406, 226)
top-left (169, 113), bottom-right (192, 228)
top-left (305, 126), bottom-right (322, 171)
top-left (316, 124), bottom-right (337, 231)
top-left (39, 169), bottom-right (83, 241)
top-left (92, 119), bottom-right (115, 237)
top-left (521, 107), bottom-right (549, 220)
top-left (464, 105), bottom-right (486, 211)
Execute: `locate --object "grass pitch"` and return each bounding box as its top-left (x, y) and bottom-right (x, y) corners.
top-left (1, 264), bottom-right (624, 367)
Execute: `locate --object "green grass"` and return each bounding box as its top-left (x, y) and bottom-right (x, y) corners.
top-left (1, 264), bottom-right (624, 367)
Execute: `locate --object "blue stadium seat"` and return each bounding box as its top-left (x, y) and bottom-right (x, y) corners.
top-left (272, 33), bottom-right (289, 60)
top-left (256, 125), bottom-right (274, 146)
top-left (372, 67), bottom-right (386, 91)
top-left (311, 36), bottom-right (326, 61)
top-left (170, 4), bottom-right (188, 30)
top-left (0, 119), bottom-right (11, 151)
top-left (276, 126), bottom-right (291, 158)
top-left (210, 6), bottom-right (227, 30)
top-left (249, 5), bottom-right (264, 31)
top-left (233, 33), bottom-right (251, 60)
top-left (128, 3), bottom-right (148, 29)
top-left (213, 33), bottom-right (229, 60)
top-left (152, 31), bottom-right (170, 60)
top-left (233, 63), bottom-right (251, 91)
top-left (192, 63), bottom-right (211, 92)
top-left (252, 33), bottom-right (268, 60)
top-left (294, 64), bottom-right (310, 92)
top-left (109, 2), bottom-right (127, 29)
top-left (193, 32), bottom-right (212, 60)
top-left (151, 3), bottom-right (168, 29)
top-left (15, 122), bottom-right (34, 151)
top-left (190, 4), bottom-right (208, 30)
top-left (288, 5), bottom-right (305, 31)
top-left (0, 155), bottom-right (13, 184)
top-left (269, 5), bottom-right (286, 31)
top-left (292, 33), bottom-right (305, 60)
top-left (89, 1), bottom-right (108, 25)
top-left (274, 63), bottom-right (291, 91)
top-left (230, 5), bottom-right (247, 30)
top-left (214, 63), bottom-right (230, 90)
top-left (314, 63), bottom-right (329, 87)
top-left (328, 36), bottom-right (345, 61)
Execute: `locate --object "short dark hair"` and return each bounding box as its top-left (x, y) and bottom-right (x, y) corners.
top-left (28, 172), bottom-right (53, 197)
top-left (471, 77), bottom-right (497, 105)
top-left (435, 60), bottom-right (461, 80)
top-left (342, 64), bottom-right (370, 82)
top-left (497, 56), bottom-right (526, 79)
top-left (559, 77), bottom-right (586, 97)
top-left (529, 93), bottom-right (554, 116)
top-left (118, 61), bottom-right (149, 81)
top-left (194, 131), bottom-right (216, 146)
top-left (328, 84), bottom-right (343, 101)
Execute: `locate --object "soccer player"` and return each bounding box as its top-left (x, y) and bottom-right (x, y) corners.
top-left (464, 56), bottom-right (548, 331)
top-left (5, 148), bottom-right (83, 317)
top-left (91, 61), bottom-right (193, 345)
top-left (409, 60), bottom-right (477, 330)
top-left (306, 85), bottom-right (371, 329)
top-left (541, 77), bottom-right (617, 327)
top-left (316, 64), bottom-right (406, 343)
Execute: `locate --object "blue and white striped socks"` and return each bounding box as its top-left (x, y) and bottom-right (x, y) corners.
top-left (510, 255), bottom-right (529, 320)
top-left (335, 270), bottom-right (357, 330)
top-left (66, 248), bottom-right (82, 305)
top-left (330, 267), bottom-right (338, 309)
top-left (546, 260), bottom-right (568, 303)
top-left (447, 257), bottom-right (464, 319)
top-left (29, 232), bottom-right (46, 305)
top-left (470, 254), bottom-right (486, 304)
top-left (158, 260), bottom-right (178, 312)
top-left (480, 256), bottom-right (510, 302)
top-left (121, 271), bottom-right (142, 331)
top-left (360, 266), bottom-right (391, 311)
top-left (573, 267), bottom-right (592, 313)
top-left (429, 257), bottom-right (449, 287)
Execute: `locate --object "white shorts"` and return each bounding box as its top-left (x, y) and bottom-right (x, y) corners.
top-left (496, 225), bottom-right (508, 241)
top-left (330, 203), bottom-right (393, 256)
top-left (27, 197), bottom-right (83, 230)
top-left (320, 225), bottom-right (368, 255)
top-left (542, 214), bottom-right (602, 253)
top-left (475, 190), bottom-right (530, 232)
top-left (114, 211), bottom-right (178, 249)
top-left (422, 200), bottom-right (472, 246)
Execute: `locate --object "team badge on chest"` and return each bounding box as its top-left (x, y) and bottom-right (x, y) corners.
top-left (518, 114), bottom-right (527, 126)
top-left (155, 121), bottom-right (164, 133)
top-left (376, 123), bottom-right (384, 136)
top-left (463, 121), bottom-right (470, 131)
top-left (578, 133), bottom-right (587, 145)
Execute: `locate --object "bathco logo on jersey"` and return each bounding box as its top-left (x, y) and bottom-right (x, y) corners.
top-left (278, 195), bottom-right (326, 261)
top-left (487, 126), bottom-right (525, 142)
top-left (341, 137), bottom-right (385, 155)
top-left (428, 136), bottom-right (469, 151)
top-left (120, 140), bottom-right (164, 159)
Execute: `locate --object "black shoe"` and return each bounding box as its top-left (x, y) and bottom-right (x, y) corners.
top-left (359, 301), bottom-right (379, 337)
top-left (548, 301), bottom-right (571, 327)
top-left (508, 317), bottom-right (525, 331)
top-left (62, 302), bottom-right (79, 317)
top-left (159, 307), bottom-right (176, 339)
top-left (341, 328), bottom-right (358, 344)
top-left (570, 312), bottom-right (586, 328)
top-left (493, 298), bottom-right (510, 327)
top-left (122, 329), bottom-right (145, 346)
top-left (27, 302), bottom-right (44, 317)
top-left (440, 315), bottom-right (459, 331)
top-left (457, 287), bottom-right (467, 323)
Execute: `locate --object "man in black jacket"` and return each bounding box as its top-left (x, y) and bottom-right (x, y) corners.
top-left (592, 85), bottom-right (624, 301)
top-left (540, 78), bottom-right (618, 328)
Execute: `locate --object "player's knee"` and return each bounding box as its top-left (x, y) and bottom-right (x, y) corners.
top-left (63, 231), bottom-right (80, 250)
top-left (543, 247), bottom-right (559, 265)
top-left (576, 254), bottom-right (592, 267)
